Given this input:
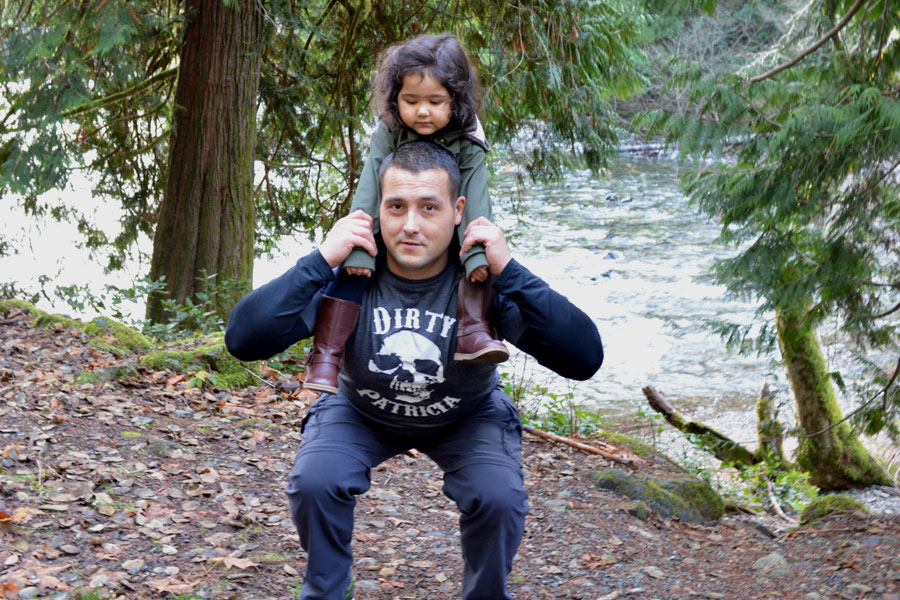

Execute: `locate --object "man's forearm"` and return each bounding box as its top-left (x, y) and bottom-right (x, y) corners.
top-left (494, 259), bottom-right (603, 380)
top-left (224, 250), bottom-right (335, 361)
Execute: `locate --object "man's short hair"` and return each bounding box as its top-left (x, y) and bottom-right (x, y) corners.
top-left (378, 141), bottom-right (461, 199)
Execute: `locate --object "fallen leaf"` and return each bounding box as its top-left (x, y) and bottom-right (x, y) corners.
top-left (6, 507), bottom-right (43, 523)
top-left (146, 577), bottom-right (200, 594)
top-left (210, 556), bottom-right (259, 570)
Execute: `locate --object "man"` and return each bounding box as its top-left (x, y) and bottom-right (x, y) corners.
top-left (225, 141), bottom-right (603, 600)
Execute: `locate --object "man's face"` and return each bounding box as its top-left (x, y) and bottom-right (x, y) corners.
top-left (379, 166), bottom-right (464, 280)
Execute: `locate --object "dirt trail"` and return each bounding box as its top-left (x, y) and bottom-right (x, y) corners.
top-left (2, 308), bottom-right (899, 599)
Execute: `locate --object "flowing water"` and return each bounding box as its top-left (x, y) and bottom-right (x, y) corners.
top-left (488, 156), bottom-right (780, 441)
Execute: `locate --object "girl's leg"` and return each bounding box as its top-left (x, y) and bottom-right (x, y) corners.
top-left (454, 213), bottom-right (508, 364)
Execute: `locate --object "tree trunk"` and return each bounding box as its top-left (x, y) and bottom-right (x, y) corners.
top-left (776, 306), bottom-right (891, 490)
top-left (146, 0), bottom-right (264, 324)
top-left (755, 383), bottom-right (787, 465)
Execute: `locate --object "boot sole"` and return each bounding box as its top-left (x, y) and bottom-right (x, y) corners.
top-left (302, 381), bottom-right (339, 394)
top-left (454, 346), bottom-right (510, 364)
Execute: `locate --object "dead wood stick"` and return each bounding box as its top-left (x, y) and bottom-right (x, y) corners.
top-left (642, 385), bottom-right (759, 467)
top-left (522, 424), bottom-right (643, 466)
top-left (766, 479), bottom-right (799, 525)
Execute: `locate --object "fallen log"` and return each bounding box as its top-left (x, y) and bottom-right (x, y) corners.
top-left (522, 424), bottom-right (643, 467)
top-left (642, 385), bottom-right (759, 468)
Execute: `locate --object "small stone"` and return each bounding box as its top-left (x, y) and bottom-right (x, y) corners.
top-left (18, 587), bottom-right (40, 599)
top-left (598, 593), bottom-right (620, 600)
top-left (122, 559), bottom-right (145, 574)
top-left (60, 544), bottom-right (81, 555)
top-left (89, 573), bottom-right (108, 588)
top-left (161, 545), bottom-right (177, 554)
top-left (847, 583), bottom-right (872, 595)
top-left (752, 552), bottom-right (792, 578)
top-left (643, 566), bottom-right (665, 579)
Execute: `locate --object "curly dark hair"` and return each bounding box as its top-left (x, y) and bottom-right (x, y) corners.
top-left (373, 33), bottom-right (481, 133)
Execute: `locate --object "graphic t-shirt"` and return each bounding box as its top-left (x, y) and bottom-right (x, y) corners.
top-left (338, 262), bottom-right (499, 430)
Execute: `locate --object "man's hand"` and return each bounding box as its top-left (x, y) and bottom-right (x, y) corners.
top-left (319, 210), bottom-right (377, 270)
top-left (460, 217), bottom-right (512, 277)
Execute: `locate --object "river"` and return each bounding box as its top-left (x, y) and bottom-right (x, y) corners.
top-left (484, 157), bottom-right (783, 439)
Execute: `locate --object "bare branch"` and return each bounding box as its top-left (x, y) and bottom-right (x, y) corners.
top-left (749, 0), bottom-right (869, 84)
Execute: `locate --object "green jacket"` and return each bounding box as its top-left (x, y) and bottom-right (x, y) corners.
top-left (343, 119), bottom-right (491, 278)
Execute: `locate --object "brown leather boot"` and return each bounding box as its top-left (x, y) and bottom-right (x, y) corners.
top-left (454, 276), bottom-right (509, 364)
top-left (303, 296), bottom-right (361, 394)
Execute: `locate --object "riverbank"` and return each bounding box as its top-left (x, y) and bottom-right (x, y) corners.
top-left (3, 304), bottom-right (900, 599)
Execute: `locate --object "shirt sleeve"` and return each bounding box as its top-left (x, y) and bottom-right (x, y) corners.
top-left (224, 250), bottom-right (336, 361)
top-left (492, 259), bottom-right (603, 381)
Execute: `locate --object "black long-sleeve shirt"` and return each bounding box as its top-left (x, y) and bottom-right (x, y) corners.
top-left (225, 250), bottom-right (603, 383)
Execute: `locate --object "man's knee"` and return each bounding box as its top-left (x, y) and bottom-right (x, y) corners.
top-left (446, 465), bottom-right (528, 519)
top-left (285, 450), bottom-right (369, 504)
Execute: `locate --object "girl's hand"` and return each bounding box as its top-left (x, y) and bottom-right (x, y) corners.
top-left (345, 267), bottom-right (373, 278)
top-left (469, 265), bottom-right (489, 283)
top-left (319, 210), bottom-right (377, 268)
top-left (460, 217), bottom-right (512, 277)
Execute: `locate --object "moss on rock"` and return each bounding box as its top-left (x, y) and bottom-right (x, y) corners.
top-left (799, 494), bottom-right (867, 524)
top-left (1, 298), bottom-right (83, 330)
top-left (84, 317), bottom-right (154, 355)
top-left (593, 467), bottom-right (725, 523)
top-left (595, 430), bottom-right (660, 459)
top-left (141, 334), bottom-right (259, 390)
top-left (0, 298), bottom-right (41, 315)
top-left (2, 298), bottom-right (157, 357)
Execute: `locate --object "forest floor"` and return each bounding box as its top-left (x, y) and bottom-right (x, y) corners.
top-left (2, 306), bottom-right (900, 600)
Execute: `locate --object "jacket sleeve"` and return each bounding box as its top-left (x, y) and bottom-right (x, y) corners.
top-left (344, 121), bottom-right (397, 269)
top-left (224, 250), bottom-right (336, 361)
top-left (493, 259), bottom-right (603, 381)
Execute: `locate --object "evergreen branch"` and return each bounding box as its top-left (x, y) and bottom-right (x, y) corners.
top-left (749, 0), bottom-right (869, 84)
top-left (62, 66), bottom-right (178, 118)
top-left (798, 354), bottom-right (900, 438)
top-left (869, 300), bottom-right (900, 320)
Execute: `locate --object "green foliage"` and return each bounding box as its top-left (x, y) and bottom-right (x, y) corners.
top-left (140, 335), bottom-right (260, 390)
top-left (2, 0), bottom-right (646, 265)
top-left (634, 0), bottom-right (900, 440)
top-left (500, 369), bottom-right (605, 436)
top-left (50, 271), bottom-right (245, 342)
top-left (266, 340), bottom-right (312, 377)
top-left (731, 459), bottom-right (819, 514)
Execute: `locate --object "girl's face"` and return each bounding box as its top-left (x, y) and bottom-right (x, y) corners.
top-left (397, 73), bottom-right (452, 136)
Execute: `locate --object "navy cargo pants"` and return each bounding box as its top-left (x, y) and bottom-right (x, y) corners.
top-left (285, 389), bottom-right (529, 600)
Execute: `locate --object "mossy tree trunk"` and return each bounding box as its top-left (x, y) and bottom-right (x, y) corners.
top-left (146, 0), bottom-right (264, 324)
top-left (775, 305), bottom-right (890, 490)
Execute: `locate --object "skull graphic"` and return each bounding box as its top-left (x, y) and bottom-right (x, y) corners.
top-left (368, 330), bottom-right (445, 403)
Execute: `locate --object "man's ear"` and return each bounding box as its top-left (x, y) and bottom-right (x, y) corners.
top-left (454, 196), bottom-right (466, 226)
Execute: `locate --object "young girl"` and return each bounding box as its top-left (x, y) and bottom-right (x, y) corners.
top-left (303, 33), bottom-right (508, 394)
